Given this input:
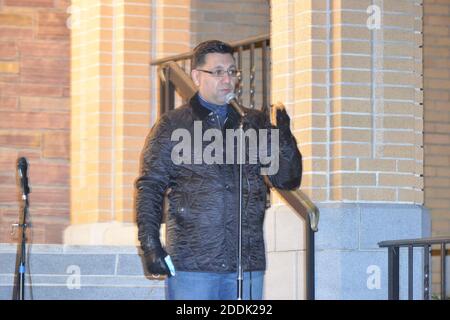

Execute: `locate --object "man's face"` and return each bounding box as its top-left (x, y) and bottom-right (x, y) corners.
top-left (191, 53), bottom-right (238, 105)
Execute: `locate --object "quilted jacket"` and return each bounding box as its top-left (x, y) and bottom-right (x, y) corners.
top-left (135, 93), bottom-right (302, 272)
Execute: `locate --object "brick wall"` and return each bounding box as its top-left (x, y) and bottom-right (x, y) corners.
top-left (154, 0), bottom-right (190, 59)
top-left (0, 0), bottom-right (70, 244)
top-left (190, 0), bottom-right (269, 44)
top-left (270, 0), bottom-right (423, 204)
top-left (152, 0), bottom-right (191, 119)
top-left (423, 0), bottom-right (450, 237)
top-left (423, 0), bottom-right (450, 297)
top-left (68, 0), bottom-right (154, 243)
top-left (331, 0), bottom-right (423, 204)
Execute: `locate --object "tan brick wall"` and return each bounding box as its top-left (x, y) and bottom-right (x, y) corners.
top-left (67, 0), bottom-right (191, 244)
top-left (154, 0), bottom-right (190, 59)
top-left (70, 0), bottom-right (153, 228)
top-left (190, 0), bottom-right (269, 44)
top-left (423, 0), bottom-right (450, 296)
top-left (334, 0), bottom-right (423, 204)
top-left (0, 0), bottom-right (70, 244)
top-left (152, 0), bottom-right (191, 117)
top-left (271, 0), bottom-right (423, 204)
top-left (113, 1), bottom-right (153, 223)
top-left (423, 0), bottom-right (450, 237)
top-left (71, 0), bottom-right (114, 225)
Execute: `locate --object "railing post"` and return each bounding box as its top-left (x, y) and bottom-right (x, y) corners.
top-left (163, 67), bottom-right (175, 114)
top-left (441, 243), bottom-right (446, 300)
top-left (168, 81), bottom-right (175, 112)
top-left (249, 42), bottom-right (255, 109)
top-left (306, 216), bottom-right (315, 300)
top-left (408, 245), bottom-right (413, 300)
top-left (158, 67), bottom-right (165, 117)
top-left (261, 40), bottom-right (268, 117)
top-left (236, 46), bottom-right (243, 104)
top-left (424, 244), bottom-right (430, 300)
top-left (388, 246), bottom-right (400, 300)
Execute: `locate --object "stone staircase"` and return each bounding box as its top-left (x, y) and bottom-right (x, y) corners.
top-left (0, 244), bottom-right (164, 300)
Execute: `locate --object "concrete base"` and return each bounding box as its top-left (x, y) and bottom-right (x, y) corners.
top-left (263, 204), bottom-right (307, 299)
top-left (315, 203), bottom-right (431, 300)
top-left (63, 222), bottom-right (168, 247)
top-left (263, 202), bottom-right (432, 300)
top-left (63, 222), bottom-right (140, 246)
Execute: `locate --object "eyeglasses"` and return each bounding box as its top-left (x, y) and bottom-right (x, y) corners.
top-left (196, 68), bottom-right (241, 78)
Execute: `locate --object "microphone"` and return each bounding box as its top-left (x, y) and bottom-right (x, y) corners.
top-left (17, 157), bottom-right (30, 198)
top-left (225, 93), bottom-right (246, 118)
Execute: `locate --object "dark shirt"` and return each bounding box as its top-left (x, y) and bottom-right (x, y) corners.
top-left (198, 94), bottom-right (229, 127)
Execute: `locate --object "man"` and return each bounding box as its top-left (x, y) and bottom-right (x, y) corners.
top-left (135, 40), bottom-right (302, 300)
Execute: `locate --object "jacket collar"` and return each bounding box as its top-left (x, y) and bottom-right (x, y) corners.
top-left (190, 92), bottom-right (240, 129)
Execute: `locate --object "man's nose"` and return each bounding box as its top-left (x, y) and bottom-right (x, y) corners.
top-left (221, 73), bottom-right (233, 83)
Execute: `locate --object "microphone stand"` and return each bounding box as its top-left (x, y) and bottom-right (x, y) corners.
top-left (225, 93), bottom-right (247, 300)
top-left (236, 118), bottom-right (244, 300)
top-left (12, 166), bottom-right (30, 300)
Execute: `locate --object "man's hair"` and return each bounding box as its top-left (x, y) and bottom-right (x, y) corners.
top-left (191, 40), bottom-right (234, 69)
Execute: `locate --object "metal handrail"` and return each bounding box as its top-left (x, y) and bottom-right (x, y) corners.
top-left (378, 236), bottom-right (450, 300)
top-left (379, 237), bottom-right (450, 247)
top-left (151, 34), bottom-right (270, 66)
top-left (277, 189), bottom-right (320, 232)
top-left (160, 61), bottom-right (197, 99)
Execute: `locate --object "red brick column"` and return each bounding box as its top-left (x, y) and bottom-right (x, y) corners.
top-left (0, 0), bottom-right (70, 243)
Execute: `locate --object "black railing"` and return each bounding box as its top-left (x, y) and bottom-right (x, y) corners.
top-left (379, 237), bottom-right (450, 300)
top-left (151, 34), bottom-right (319, 300)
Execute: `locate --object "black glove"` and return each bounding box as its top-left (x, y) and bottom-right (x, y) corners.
top-left (275, 107), bottom-right (292, 140)
top-left (144, 246), bottom-right (171, 276)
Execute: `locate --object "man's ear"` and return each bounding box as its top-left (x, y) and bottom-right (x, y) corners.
top-left (191, 69), bottom-right (200, 87)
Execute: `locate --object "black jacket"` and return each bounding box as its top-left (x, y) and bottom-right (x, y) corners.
top-left (135, 93), bottom-right (302, 272)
